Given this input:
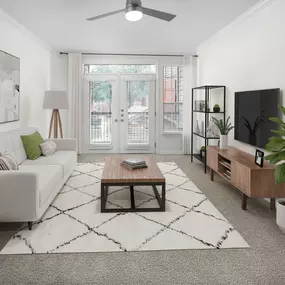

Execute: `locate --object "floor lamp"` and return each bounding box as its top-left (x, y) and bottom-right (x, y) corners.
top-left (43, 90), bottom-right (69, 139)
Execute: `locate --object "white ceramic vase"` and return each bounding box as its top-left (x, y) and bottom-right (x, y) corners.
top-left (220, 135), bottom-right (228, 149)
top-left (195, 120), bottom-right (200, 134)
top-left (276, 200), bottom-right (285, 233)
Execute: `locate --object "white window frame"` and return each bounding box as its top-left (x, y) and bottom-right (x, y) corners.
top-left (161, 65), bottom-right (184, 134)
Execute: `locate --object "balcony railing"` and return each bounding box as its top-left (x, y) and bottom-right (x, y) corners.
top-left (90, 112), bottom-right (112, 144)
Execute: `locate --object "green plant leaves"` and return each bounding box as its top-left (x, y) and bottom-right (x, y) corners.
top-left (265, 104), bottom-right (285, 185)
top-left (271, 129), bottom-right (285, 137)
top-left (269, 117), bottom-right (285, 125)
top-left (274, 164), bottom-right (285, 184)
top-left (212, 116), bottom-right (234, 135)
top-left (278, 104), bottom-right (285, 117)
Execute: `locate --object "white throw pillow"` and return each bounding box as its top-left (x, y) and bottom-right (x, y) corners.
top-left (40, 140), bottom-right (57, 156)
top-left (0, 153), bottom-right (19, 170)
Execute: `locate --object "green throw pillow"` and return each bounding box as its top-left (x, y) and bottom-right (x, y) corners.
top-left (21, 131), bottom-right (44, 160)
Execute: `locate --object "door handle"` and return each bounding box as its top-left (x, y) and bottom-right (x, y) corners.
top-left (121, 114), bottom-right (124, 117)
top-left (114, 119), bottom-right (118, 122)
top-left (121, 119), bottom-right (124, 122)
top-left (121, 109), bottom-right (124, 112)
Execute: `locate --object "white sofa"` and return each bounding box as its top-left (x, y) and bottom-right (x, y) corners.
top-left (0, 128), bottom-right (77, 230)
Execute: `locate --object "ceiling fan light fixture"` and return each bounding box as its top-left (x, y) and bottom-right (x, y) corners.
top-left (125, 6), bottom-right (143, 22)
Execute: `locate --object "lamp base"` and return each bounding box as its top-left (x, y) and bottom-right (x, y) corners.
top-left (49, 109), bottom-right (63, 139)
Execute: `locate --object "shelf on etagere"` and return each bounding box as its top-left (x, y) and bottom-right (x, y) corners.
top-left (192, 85), bottom-right (226, 90)
top-left (193, 154), bottom-right (205, 163)
top-left (193, 132), bottom-right (220, 140)
top-left (193, 110), bottom-right (225, 114)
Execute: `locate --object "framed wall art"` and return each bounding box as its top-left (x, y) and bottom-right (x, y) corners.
top-left (0, 50), bottom-right (20, 124)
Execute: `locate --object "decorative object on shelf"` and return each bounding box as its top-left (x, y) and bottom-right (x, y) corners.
top-left (277, 200), bottom-right (285, 233)
top-left (200, 146), bottom-right (206, 158)
top-left (213, 104), bottom-right (220, 113)
top-left (212, 116), bottom-right (234, 149)
top-left (199, 100), bottom-right (206, 111)
top-left (195, 120), bottom-right (200, 134)
top-left (201, 121), bottom-right (205, 136)
top-left (0, 50), bottom-right (20, 124)
top-left (255, 149), bottom-right (264, 167)
top-left (207, 108), bottom-right (210, 112)
top-left (43, 90), bottom-right (69, 139)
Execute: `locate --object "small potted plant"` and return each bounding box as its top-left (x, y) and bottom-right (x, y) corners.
top-left (200, 146), bottom-right (206, 158)
top-left (212, 116), bottom-right (234, 149)
top-left (265, 105), bottom-right (285, 233)
top-left (213, 104), bottom-right (220, 113)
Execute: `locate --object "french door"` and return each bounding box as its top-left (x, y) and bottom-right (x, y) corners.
top-left (83, 74), bottom-right (156, 153)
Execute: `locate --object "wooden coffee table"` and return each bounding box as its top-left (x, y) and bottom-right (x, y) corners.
top-left (101, 156), bottom-right (166, 213)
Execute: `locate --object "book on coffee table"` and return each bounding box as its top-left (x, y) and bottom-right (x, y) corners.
top-left (123, 158), bottom-right (146, 166)
top-left (121, 162), bottom-right (148, 170)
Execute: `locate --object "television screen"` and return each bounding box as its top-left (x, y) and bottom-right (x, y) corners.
top-left (234, 89), bottom-right (280, 148)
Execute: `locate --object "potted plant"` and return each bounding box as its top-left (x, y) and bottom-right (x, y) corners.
top-left (265, 105), bottom-right (285, 233)
top-left (212, 116), bottom-right (234, 149)
top-left (213, 104), bottom-right (220, 113)
top-left (200, 146), bottom-right (206, 158)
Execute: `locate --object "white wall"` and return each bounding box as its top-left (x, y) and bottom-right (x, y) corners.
top-left (50, 52), bottom-right (68, 136)
top-left (0, 9), bottom-right (51, 136)
top-left (197, 0), bottom-right (285, 155)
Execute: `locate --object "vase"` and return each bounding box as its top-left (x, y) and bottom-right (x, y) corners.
top-left (195, 120), bottom-right (200, 134)
top-left (213, 107), bottom-right (220, 113)
top-left (201, 121), bottom-right (205, 136)
top-left (220, 135), bottom-right (228, 149)
top-left (277, 200), bottom-right (285, 233)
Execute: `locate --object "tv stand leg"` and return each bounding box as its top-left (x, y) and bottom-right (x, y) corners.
top-left (210, 169), bottom-right (214, 181)
top-left (241, 193), bottom-right (247, 210)
top-left (270, 198), bottom-right (276, 210)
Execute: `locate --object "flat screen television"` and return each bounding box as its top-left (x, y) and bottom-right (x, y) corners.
top-left (234, 88), bottom-right (280, 148)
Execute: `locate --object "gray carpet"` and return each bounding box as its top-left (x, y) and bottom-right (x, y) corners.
top-left (1, 154), bottom-right (285, 285)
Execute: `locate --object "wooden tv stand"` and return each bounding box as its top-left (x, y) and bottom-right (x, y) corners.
top-left (207, 146), bottom-right (285, 210)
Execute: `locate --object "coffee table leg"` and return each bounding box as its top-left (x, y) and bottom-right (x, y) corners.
top-left (101, 184), bottom-right (107, 212)
top-left (130, 186), bottom-right (135, 209)
top-left (161, 183), bottom-right (166, 211)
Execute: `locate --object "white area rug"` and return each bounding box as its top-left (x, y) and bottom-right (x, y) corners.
top-left (1, 162), bottom-right (249, 254)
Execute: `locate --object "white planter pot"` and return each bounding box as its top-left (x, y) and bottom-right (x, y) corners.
top-left (276, 200), bottom-right (285, 233)
top-left (220, 135), bottom-right (228, 149)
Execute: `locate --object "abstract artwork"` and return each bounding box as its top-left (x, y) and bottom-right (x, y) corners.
top-left (0, 50), bottom-right (20, 124)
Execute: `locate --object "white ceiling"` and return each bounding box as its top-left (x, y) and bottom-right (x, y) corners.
top-left (0, 0), bottom-right (260, 54)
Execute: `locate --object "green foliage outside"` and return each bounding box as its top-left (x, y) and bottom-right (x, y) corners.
top-left (90, 81), bottom-right (148, 106)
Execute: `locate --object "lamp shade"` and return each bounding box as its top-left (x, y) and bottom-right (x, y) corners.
top-left (43, 90), bottom-right (69, 110)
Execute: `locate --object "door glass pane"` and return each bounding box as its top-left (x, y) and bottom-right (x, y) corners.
top-left (89, 81), bottom-right (112, 144)
top-left (127, 81), bottom-right (149, 144)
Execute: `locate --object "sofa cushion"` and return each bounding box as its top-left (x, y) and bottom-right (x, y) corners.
top-left (0, 153), bottom-right (19, 170)
top-left (40, 140), bottom-right (57, 156)
top-left (19, 165), bottom-right (63, 206)
top-left (21, 131), bottom-right (44, 160)
top-left (21, 151), bottom-right (77, 178)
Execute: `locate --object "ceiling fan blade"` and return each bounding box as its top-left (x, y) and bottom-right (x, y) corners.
top-left (86, 9), bottom-right (125, 21)
top-left (142, 7), bottom-right (176, 22)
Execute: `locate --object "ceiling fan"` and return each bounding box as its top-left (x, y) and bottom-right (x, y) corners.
top-left (86, 0), bottom-right (176, 22)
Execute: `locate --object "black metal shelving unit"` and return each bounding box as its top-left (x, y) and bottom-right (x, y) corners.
top-left (191, 85), bottom-right (226, 173)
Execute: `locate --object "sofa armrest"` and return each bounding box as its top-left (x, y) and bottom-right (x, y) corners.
top-left (52, 139), bottom-right (77, 152)
top-left (0, 171), bottom-right (39, 221)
